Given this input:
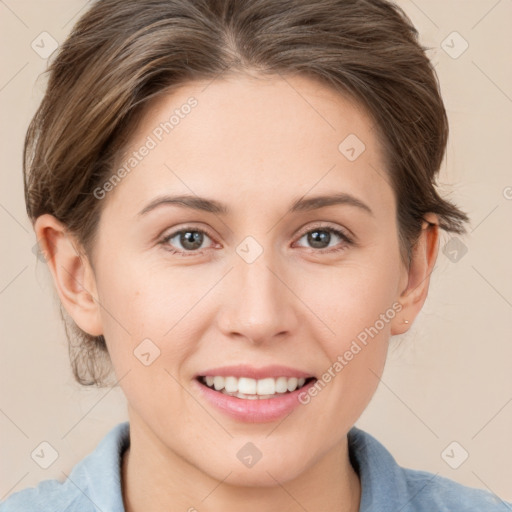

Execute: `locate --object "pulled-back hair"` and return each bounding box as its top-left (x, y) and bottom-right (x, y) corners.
top-left (24, 0), bottom-right (469, 386)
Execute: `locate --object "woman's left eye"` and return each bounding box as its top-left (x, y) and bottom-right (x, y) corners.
top-left (159, 225), bottom-right (354, 256)
top-left (294, 226), bottom-right (353, 253)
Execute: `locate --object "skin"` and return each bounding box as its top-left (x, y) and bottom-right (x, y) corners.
top-left (35, 73), bottom-right (439, 512)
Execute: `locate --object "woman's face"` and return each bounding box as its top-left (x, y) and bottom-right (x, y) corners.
top-left (77, 74), bottom-right (412, 484)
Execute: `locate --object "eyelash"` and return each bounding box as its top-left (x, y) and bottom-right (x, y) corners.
top-left (159, 224), bottom-right (354, 257)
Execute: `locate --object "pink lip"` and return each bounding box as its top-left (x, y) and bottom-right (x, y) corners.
top-left (192, 377), bottom-right (317, 423)
top-left (196, 364), bottom-right (314, 379)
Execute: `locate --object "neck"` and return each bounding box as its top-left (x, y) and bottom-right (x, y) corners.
top-left (121, 418), bottom-right (361, 512)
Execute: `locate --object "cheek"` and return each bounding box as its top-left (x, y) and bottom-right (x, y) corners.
top-left (96, 262), bottom-right (215, 371)
top-left (301, 257), bottom-right (401, 351)
top-left (97, 258), bottom-right (183, 331)
top-left (298, 254), bottom-right (400, 419)
top-left (294, 269), bottom-right (394, 434)
top-left (96, 268), bottom-right (197, 427)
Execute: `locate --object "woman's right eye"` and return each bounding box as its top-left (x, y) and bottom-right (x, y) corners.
top-left (159, 227), bottom-right (216, 256)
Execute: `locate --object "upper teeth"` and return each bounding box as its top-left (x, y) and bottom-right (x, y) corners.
top-left (204, 376), bottom-right (307, 395)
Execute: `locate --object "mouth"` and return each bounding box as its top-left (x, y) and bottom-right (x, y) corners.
top-left (196, 375), bottom-right (317, 400)
top-left (193, 365), bottom-right (319, 422)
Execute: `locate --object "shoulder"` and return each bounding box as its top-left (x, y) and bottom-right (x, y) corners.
top-left (0, 479), bottom-right (86, 512)
top-left (0, 421), bottom-right (130, 512)
top-left (348, 425), bottom-right (511, 512)
top-left (399, 466), bottom-right (509, 511)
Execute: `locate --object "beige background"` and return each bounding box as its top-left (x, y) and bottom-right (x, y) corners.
top-left (1, 0), bottom-right (511, 504)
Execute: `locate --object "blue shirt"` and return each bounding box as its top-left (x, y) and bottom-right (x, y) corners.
top-left (1, 421), bottom-right (510, 511)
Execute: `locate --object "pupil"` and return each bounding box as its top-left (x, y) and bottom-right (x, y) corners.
top-left (308, 230), bottom-right (330, 248)
top-left (181, 231), bottom-right (203, 250)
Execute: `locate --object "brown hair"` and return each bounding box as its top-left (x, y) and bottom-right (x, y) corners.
top-left (24, 0), bottom-right (470, 386)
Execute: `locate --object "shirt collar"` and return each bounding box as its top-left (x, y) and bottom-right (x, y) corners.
top-left (348, 425), bottom-right (412, 512)
top-left (70, 421), bottom-right (130, 512)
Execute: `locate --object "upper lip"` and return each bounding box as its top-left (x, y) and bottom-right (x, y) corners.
top-left (196, 364), bottom-right (315, 380)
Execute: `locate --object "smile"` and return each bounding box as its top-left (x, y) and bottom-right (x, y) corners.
top-left (198, 375), bottom-right (315, 399)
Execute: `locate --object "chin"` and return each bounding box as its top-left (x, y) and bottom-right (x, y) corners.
top-left (200, 451), bottom-right (309, 488)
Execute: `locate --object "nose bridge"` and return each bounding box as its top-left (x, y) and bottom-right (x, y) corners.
top-left (218, 247), bottom-right (297, 344)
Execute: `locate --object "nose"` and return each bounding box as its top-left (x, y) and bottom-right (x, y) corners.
top-left (216, 255), bottom-right (299, 345)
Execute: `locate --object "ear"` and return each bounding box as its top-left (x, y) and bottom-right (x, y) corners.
top-left (34, 214), bottom-right (103, 336)
top-left (391, 213), bottom-right (440, 335)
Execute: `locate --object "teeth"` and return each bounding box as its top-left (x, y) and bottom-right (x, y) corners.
top-left (239, 377), bottom-right (257, 394)
top-left (256, 378), bottom-right (275, 395)
top-left (225, 376), bottom-right (238, 393)
top-left (287, 377), bottom-right (298, 392)
top-left (213, 376), bottom-right (224, 391)
top-left (201, 375), bottom-right (310, 397)
top-left (275, 376), bottom-right (288, 393)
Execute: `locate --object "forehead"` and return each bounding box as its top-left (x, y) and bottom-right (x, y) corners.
top-left (103, 73), bottom-right (394, 220)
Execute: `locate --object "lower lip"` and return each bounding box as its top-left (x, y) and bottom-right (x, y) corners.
top-left (192, 378), bottom-right (317, 423)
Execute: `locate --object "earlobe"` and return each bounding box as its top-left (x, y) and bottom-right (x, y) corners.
top-left (34, 214), bottom-right (103, 336)
top-left (390, 213), bottom-right (440, 335)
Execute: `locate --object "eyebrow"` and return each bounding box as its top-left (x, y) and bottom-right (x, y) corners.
top-left (137, 192), bottom-right (374, 217)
